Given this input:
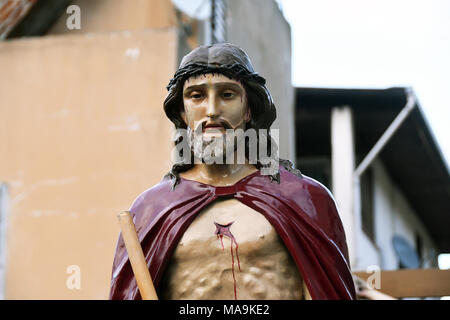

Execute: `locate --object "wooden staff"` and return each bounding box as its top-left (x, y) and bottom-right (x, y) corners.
top-left (117, 211), bottom-right (158, 300)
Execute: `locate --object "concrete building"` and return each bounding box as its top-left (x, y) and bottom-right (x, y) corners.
top-left (296, 87), bottom-right (450, 273)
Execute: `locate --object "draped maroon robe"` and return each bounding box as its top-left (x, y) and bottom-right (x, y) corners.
top-left (109, 166), bottom-right (356, 300)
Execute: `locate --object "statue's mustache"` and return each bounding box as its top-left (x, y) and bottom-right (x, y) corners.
top-left (194, 118), bottom-right (245, 133)
top-left (194, 119), bottom-right (234, 133)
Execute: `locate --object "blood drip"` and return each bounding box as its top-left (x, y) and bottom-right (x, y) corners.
top-left (214, 221), bottom-right (241, 300)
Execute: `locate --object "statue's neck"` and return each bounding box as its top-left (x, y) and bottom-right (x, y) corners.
top-left (180, 162), bottom-right (258, 187)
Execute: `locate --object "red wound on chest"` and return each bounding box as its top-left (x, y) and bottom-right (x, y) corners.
top-left (214, 221), bottom-right (241, 300)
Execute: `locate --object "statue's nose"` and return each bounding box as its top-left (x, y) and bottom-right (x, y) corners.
top-left (206, 95), bottom-right (220, 118)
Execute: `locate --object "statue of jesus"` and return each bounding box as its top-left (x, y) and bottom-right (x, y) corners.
top-left (109, 43), bottom-right (356, 300)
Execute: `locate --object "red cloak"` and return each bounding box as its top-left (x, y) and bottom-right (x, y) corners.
top-left (109, 166), bottom-right (356, 300)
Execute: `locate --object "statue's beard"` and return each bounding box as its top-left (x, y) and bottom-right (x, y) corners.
top-left (174, 121), bottom-right (280, 176)
top-left (188, 122), bottom-right (241, 165)
top-left (193, 135), bottom-right (225, 163)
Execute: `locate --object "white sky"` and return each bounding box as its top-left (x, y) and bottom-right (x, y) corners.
top-left (277, 0), bottom-right (450, 166)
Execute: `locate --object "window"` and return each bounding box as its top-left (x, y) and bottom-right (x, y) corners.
top-left (361, 168), bottom-right (374, 241)
top-left (415, 232), bottom-right (423, 267)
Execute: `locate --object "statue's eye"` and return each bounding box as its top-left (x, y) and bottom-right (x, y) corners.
top-left (222, 91), bottom-right (235, 99)
top-left (190, 92), bottom-right (203, 100)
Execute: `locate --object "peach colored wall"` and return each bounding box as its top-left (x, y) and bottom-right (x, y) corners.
top-left (0, 29), bottom-right (177, 299)
top-left (49, 0), bottom-right (176, 35)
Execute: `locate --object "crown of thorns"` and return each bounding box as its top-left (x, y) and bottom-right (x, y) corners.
top-left (166, 62), bottom-right (266, 90)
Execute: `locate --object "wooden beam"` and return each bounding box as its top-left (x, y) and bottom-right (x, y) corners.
top-left (353, 269), bottom-right (450, 298)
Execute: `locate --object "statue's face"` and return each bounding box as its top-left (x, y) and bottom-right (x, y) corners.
top-left (181, 73), bottom-right (250, 138)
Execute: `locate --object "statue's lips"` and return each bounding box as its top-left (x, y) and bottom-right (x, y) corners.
top-left (203, 124), bottom-right (226, 132)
